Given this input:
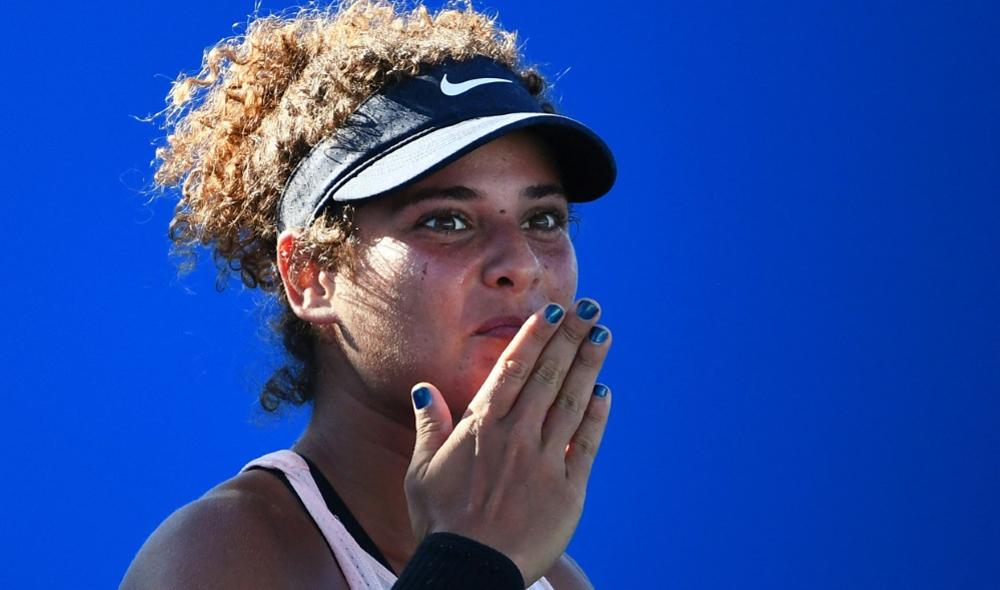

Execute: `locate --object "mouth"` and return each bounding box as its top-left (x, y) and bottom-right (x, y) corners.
top-left (473, 315), bottom-right (530, 340)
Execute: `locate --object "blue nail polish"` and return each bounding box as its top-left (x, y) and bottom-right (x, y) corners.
top-left (544, 303), bottom-right (564, 324)
top-left (593, 384), bottom-right (610, 398)
top-left (412, 386), bottom-right (432, 410)
top-left (589, 326), bottom-right (609, 344)
top-left (576, 300), bottom-right (599, 320)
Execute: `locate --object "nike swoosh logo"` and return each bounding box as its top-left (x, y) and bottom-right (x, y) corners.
top-left (439, 74), bottom-right (513, 96)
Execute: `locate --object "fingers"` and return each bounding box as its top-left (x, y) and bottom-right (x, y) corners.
top-left (506, 299), bottom-right (604, 426)
top-left (565, 384), bottom-right (612, 487)
top-left (408, 382), bottom-right (453, 480)
top-left (468, 303), bottom-right (567, 417)
top-left (541, 324), bottom-right (612, 451)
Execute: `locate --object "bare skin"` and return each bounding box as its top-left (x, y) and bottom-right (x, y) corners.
top-left (121, 132), bottom-right (610, 589)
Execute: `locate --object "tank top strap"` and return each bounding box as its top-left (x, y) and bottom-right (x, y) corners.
top-left (241, 450), bottom-right (555, 590)
top-left (242, 450), bottom-right (396, 589)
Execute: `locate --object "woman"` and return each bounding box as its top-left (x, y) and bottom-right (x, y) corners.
top-left (122, 2), bottom-right (616, 588)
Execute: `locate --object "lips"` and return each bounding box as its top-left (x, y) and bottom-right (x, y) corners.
top-left (473, 315), bottom-right (529, 339)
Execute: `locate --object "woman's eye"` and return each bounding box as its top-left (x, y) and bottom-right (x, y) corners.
top-left (522, 211), bottom-right (563, 231)
top-left (420, 213), bottom-right (468, 232)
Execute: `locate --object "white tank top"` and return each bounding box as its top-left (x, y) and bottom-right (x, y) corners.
top-left (242, 450), bottom-right (555, 590)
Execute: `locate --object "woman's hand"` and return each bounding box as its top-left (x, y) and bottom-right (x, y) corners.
top-left (404, 299), bottom-right (612, 586)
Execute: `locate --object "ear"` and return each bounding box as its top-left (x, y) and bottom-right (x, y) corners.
top-left (276, 229), bottom-right (339, 325)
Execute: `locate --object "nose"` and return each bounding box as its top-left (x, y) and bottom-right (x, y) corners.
top-left (481, 225), bottom-right (542, 292)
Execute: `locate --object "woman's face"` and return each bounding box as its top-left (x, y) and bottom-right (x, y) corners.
top-left (328, 130), bottom-right (578, 420)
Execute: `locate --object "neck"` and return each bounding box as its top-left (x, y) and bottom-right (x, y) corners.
top-left (292, 347), bottom-right (419, 574)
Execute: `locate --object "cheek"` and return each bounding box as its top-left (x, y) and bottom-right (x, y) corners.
top-left (540, 239), bottom-right (579, 302)
top-left (355, 238), bottom-right (433, 301)
top-left (353, 242), bottom-right (469, 345)
top-left (341, 240), bottom-right (431, 349)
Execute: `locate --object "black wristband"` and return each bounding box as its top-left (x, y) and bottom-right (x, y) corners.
top-left (392, 532), bottom-right (525, 590)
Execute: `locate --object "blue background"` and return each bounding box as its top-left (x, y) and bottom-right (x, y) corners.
top-left (2, 1), bottom-right (997, 588)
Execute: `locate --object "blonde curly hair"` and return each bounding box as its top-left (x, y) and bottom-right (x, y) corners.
top-left (152, 0), bottom-right (554, 411)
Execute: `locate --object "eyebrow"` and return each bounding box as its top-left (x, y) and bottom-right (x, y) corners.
top-left (522, 183), bottom-right (566, 200)
top-left (394, 183), bottom-right (566, 213)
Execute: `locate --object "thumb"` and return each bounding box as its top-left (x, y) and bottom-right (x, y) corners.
top-left (408, 382), bottom-right (453, 477)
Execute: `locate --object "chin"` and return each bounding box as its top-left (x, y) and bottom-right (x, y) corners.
top-left (438, 362), bottom-right (494, 416)
top-left (433, 342), bottom-right (510, 417)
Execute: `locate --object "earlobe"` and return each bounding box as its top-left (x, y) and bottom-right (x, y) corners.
top-left (276, 230), bottom-right (340, 326)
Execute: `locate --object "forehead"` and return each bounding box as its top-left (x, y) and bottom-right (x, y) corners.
top-left (341, 131), bottom-right (570, 232)
top-left (387, 130), bottom-right (565, 205)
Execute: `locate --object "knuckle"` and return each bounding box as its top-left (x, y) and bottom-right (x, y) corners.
top-left (469, 415), bottom-right (487, 436)
top-left (582, 407), bottom-right (605, 427)
top-left (531, 357), bottom-right (563, 386)
top-left (560, 322), bottom-right (586, 344)
top-left (500, 358), bottom-right (530, 380)
top-left (555, 391), bottom-right (584, 414)
top-left (416, 419), bottom-right (444, 438)
top-left (573, 436), bottom-right (597, 457)
top-left (529, 323), bottom-right (551, 344)
top-left (477, 404), bottom-right (507, 429)
top-left (575, 347), bottom-right (604, 369)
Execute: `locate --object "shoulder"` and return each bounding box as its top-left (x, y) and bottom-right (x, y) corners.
top-left (543, 553), bottom-right (595, 590)
top-left (120, 469), bottom-right (347, 590)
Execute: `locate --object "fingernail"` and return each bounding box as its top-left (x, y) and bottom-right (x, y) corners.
top-left (544, 303), bottom-right (564, 324)
top-left (593, 384), bottom-right (610, 398)
top-left (589, 326), bottom-right (609, 344)
top-left (576, 299), bottom-right (599, 320)
top-left (412, 386), bottom-right (432, 410)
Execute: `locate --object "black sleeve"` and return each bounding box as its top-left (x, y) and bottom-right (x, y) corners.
top-left (392, 532), bottom-right (525, 590)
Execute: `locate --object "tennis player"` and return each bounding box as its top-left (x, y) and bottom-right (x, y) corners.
top-left (122, 2), bottom-right (616, 588)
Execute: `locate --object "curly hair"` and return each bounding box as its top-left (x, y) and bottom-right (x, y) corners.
top-left (151, 0), bottom-right (554, 412)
